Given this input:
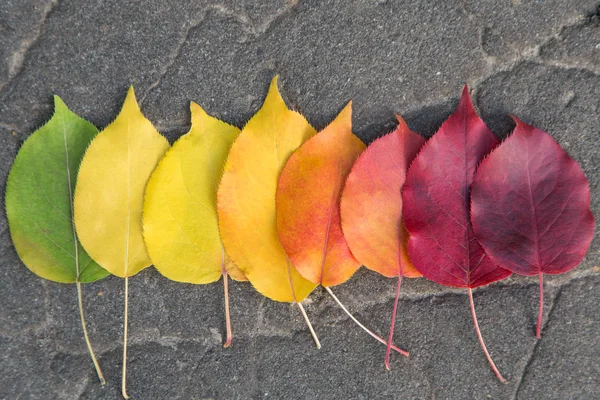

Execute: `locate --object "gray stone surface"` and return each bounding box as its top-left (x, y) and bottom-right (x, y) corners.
top-left (0, 0), bottom-right (599, 399)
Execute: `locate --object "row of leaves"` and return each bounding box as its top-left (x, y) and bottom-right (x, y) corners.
top-left (6, 77), bottom-right (594, 398)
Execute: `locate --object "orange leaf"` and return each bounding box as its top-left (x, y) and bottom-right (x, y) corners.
top-left (277, 103), bottom-right (365, 287)
top-left (341, 116), bottom-right (424, 278)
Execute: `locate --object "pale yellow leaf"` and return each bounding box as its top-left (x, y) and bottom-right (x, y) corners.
top-left (143, 102), bottom-right (246, 284)
top-left (74, 87), bottom-right (169, 278)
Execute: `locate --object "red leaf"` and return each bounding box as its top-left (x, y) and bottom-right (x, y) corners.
top-left (341, 115), bottom-right (425, 369)
top-left (403, 86), bottom-right (511, 382)
top-left (403, 86), bottom-right (511, 288)
top-left (471, 117), bottom-right (595, 338)
top-left (341, 115), bottom-right (424, 279)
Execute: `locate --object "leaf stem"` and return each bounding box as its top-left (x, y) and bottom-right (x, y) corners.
top-left (76, 280), bottom-right (105, 385)
top-left (324, 286), bottom-right (409, 357)
top-left (286, 257), bottom-right (321, 348)
top-left (385, 274), bottom-right (404, 370)
top-left (537, 272), bottom-right (543, 339)
top-left (223, 270), bottom-right (232, 348)
top-left (296, 302), bottom-right (321, 349)
top-left (468, 288), bottom-right (506, 383)
top-left (65, 117), bottom-right (105, 385)
top-left (122, 276), bottom-right (130, 399)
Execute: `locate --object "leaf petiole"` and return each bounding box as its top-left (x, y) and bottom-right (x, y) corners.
top-left (122, 276), bottom-right (130, 399)
top-left (385, 274), bottom-right (404, 370)
top-left (76, 280), bottom-right (105, 385)
top-left (286, 257), bottom-right (321, 348)
top-left (324, 286), bottom-right (409, 358)
top-left (468, 288), bottom-right (506, 383)
top-left (537, 272), bottom-right (543, 339)
top-left (296, 301), bottom-right (321, 349)
top-left (223, 270), bottom-right (232, 348)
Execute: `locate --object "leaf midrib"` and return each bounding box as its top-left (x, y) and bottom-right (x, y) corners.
top-left (125, 120), bottom-right (131, 277)
top-left (62, 114), bottom-right (81, 282)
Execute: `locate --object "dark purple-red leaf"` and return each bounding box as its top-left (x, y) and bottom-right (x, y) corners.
top-left (403, 86), bottom-right (511, 383)
top-left (471, 117), bottom-right (595, 337)
top-left (403, 86), bottom-right (511, 289)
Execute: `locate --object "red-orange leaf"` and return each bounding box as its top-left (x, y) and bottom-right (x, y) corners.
top-left (277, 103), bottom-right (365, 287)
top-left (341, 115), bottom-right (424, 279)
top-left (340, 115), bottom-right (425, 369)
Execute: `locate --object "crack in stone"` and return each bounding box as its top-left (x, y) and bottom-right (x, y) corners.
top-left (539, 60), bottom-right (600, 76)
top-left (510, 282), bottom-right (565, 399)
top-left (52, 330), bottom-right (216, 359)
top-left (0, 0), bottom-right (60, 97)
top-left (472, 58), bottom-right (600, 113)
top-left (470, 11), bottom-right (598, 97)
top-left (139, 1), bottom-right (300, 107)
top-left (77, 378), bottom-right (92, 400)
top-left (535, 10), bottom-right (600, 75)
top-left (61, 372), bottom-right (89, 400)
top-left (308, 271), bottom-right (599, 332)
top-left (137, 14), bottom-right (208, 108)
top-left (4, 270), bottom-right (595, 343)
top-left (0, 122), bottom-right (22, 135)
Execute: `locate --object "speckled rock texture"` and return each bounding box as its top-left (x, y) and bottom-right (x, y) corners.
top-left (1, 1), bottom-right (599, 398)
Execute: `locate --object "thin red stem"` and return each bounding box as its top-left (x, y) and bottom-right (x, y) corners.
top-left (385, 274), bottom-right (403, 370)
top-left (223, 270), bottom-right (232, 348)
top-left (324, 287), bottom-right (408, 357)
top-left (468, 288), bottom-right (507, 383)
top-left (536, 272), bottom-right (543, 339)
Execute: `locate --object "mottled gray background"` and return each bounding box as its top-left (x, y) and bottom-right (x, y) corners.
top-left (1, 0), bottom-right (599, 399)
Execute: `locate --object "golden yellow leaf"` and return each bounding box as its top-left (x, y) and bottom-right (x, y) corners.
top-left (74, 86), bottom-right (169, 278)
top-left (217, 76), bottom-right (317, 303)
top-left (143, 102), bottom-right (247, 284)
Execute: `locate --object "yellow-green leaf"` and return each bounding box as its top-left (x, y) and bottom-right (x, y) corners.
top-left (217, 76), bottom-right (317, 303)
top-left (143, 102), bottom-right (246, 283)
top-left (6, 96), bottom-right (109, 283)
top-left (74, 87), bottom-right (169, 278)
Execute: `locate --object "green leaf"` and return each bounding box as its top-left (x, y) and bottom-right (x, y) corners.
top-left (6, 96), bottom-right (110, 283)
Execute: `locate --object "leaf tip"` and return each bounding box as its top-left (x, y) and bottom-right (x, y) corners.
top-left (337, 101), bottom-right (353, 124)
top-left (263, 75), bottom-right (287, 111)
top-left (126, 85), bottom-right (136, 98)
top-left (508, 114), bottom-right (523, 126)
top-left (52, 95), bottom-right (68, 111)
top-left (122, 85), bottom-right (141, 114)
top-left (459, 84), bottom-right (474, 108)
top-left (267, 75), bottom-right (281, 98)
top-left (455, 84), bottom-right (485, 126)
top-left (189, 101), bottom-right (207, 118)
top-left (395, 114), bottom-right (409, 130)
top-left (189, 101), bottom-right (213, 133)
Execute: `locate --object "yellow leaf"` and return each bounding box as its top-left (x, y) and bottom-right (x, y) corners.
top-left (217, 76), bottom-right (317, 303)
top-left (74, 87), bottom-right (169, 278)
top-left (143, 102), bottom-right (246, 283)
